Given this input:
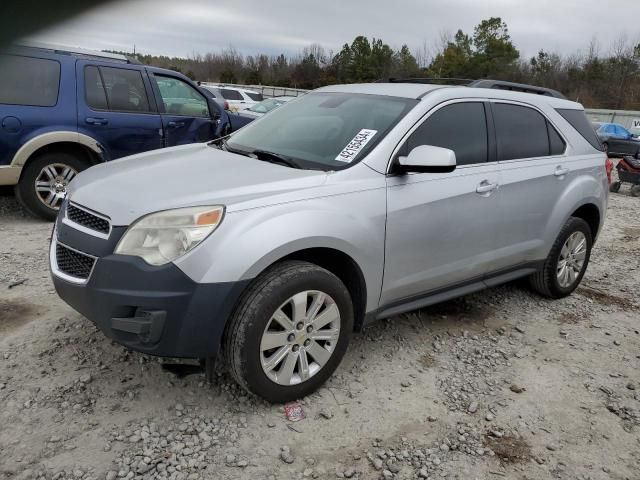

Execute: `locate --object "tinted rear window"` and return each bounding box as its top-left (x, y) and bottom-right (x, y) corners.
top-left (0, 54), bottom-right (60, 107)
top-left (246, 92), bottom-right (263, 101)
top-left (493, 103), bottom-right (550, 160)
top-left (221, 88), bottom-right (244, 100)
top-left (556, 108), bottom-right (602, 150)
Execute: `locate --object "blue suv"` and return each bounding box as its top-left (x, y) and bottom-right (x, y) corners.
top-left (0, 44), bottom-right (250, 220)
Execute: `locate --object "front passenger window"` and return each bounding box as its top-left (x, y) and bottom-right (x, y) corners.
top-left (154, 76), bottom-right (209, 117)
top-left (405, 102), bottom-right (488, 166)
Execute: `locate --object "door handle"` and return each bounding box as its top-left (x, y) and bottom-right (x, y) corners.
top-left (476, 181), bottom-right (498, 194)
top-left (554, 166), bottom-right (570, 177)
top-left (85, 117), bottom-right (108, 126)
top-left (167, 121), bottom-right (185, 128)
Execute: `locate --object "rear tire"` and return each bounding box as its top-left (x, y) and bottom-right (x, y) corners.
top-left (15, 152), bottom-right (88, 221)
top-left (224, 260), bottom-right (353, 403)
top-left (609, 181), bottom-right (621, 193)
top-left (529, 217), bottom-right (592, 299)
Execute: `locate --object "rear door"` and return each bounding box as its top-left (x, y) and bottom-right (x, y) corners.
top-left (76, 60), bottom-right (163, 160)
top-left (149, 73), bottom-right (216, 146)
top-left (490, 101), bottom-right (569, 269)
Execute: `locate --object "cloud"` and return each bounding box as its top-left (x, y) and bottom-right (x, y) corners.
top-left (28, 0), bottom-right (640, 60)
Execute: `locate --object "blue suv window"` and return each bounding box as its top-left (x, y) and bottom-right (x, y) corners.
top-left (85, 66), bottom-right (151, 113)
top-left (0, 54), bottom-right (60, 107)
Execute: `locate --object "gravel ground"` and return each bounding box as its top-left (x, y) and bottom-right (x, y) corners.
top-left (1, 187), bottom-right (639, 480)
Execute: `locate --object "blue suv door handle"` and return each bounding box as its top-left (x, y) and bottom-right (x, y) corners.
top-left (85, 117), bottom-right (109, 126)
top-left (167, 121), bottom-right (185, 128)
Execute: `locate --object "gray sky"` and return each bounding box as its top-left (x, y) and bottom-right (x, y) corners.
top-left (29, 0), bottom-right (639, 61)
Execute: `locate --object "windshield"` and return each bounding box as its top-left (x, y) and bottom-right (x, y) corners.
top-left (226, 92), bottom-right (417, 171)
top-left (248, 98), bottom-right (285, 113)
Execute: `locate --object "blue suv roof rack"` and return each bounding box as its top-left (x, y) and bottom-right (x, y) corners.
top-left (13, 41), bottom-right (141, 64)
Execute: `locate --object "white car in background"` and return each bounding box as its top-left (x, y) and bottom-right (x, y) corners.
top-left (201, 85), bottom-right (263, 111)
top-left (240, 96), bottom-right (294, 118)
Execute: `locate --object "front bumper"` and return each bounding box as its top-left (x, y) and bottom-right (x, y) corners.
top-left (50, 215), bottom-right (248, 358)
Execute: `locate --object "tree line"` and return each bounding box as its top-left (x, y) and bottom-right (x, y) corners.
top-left (108, 17), bottom-right (640, 110)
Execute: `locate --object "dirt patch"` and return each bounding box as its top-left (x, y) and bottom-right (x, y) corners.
top-left (621, 227), bottom-right (640, 239)
top-left (577, 286), bottom-right (634, 310)
top-left (555, 311), bottom-right (588, 324)
top-left (420, 298), bottom-right (494, 325)
top-left (418, 352), bottom-right (437, 368)
top-left (0, 299), bottom-right (40, 332)
top-left (484, 434), bottom-right (532, 464)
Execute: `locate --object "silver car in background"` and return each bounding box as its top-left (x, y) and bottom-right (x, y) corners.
top-left (50, 80), bottom-right (608, 402)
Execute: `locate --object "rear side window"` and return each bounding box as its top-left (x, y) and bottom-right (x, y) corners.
top-left (84, 66), bottom-right (151, 112)
top-left (548, 123), bottom-right (566, 155)
top-left (0, 54), bottom-right (60, 107)
top-left (493, 103), bottom-right (550, 160)
top-left (556, 108), bottom-right (602, 150)
top-left (246, 92), bottom-right (264, 101)
top-left (405, 102), bottom-right (488, 166)
top-left (221, 88), bottom-right (244, 100)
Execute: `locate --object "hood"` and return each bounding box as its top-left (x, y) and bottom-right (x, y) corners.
top-left (68, 143), bottom-right (327, 226)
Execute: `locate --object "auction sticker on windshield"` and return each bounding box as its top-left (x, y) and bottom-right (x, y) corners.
top-left (335, 129), bottom-right (377, 163)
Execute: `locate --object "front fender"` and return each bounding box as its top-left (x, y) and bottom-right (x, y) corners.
top-left (175, 189), bottom-right (386, 313)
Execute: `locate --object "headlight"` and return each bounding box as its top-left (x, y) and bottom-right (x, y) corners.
top-left (115, 206), bottom-right (224, 266)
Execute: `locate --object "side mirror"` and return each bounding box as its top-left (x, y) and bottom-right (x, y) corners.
top-left (396, 145), bottom-right (457, 174)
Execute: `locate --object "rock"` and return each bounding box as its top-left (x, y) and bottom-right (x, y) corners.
top-left (371, 457), bottom-right (383, 470)
top-left (427, 415), bottom-right (437, 422)
top-left (627, 383), bottom-right (636, 391)
top-left (280, 451), bottom-right (295, 464)
top-left (303, 468), bottom-right (314, 477)
top-left (236, 460), bottom-right (248, 468)
top-left (225, 454), bottom-right (236, 464)
top-left (382, 470), bottom-right (393, 479)
top-left (319, 409), bottom-right (333, 419)
top-left (344, 467), bottom-right (356, 478)
top-left (613, 340), bottom-right (621, 346)
top-left (79, 374), bottom-right (92, 384)
top-left (485, 413), bottom-right (495, 421)
top-left (510, 384), bottom-right (526, 394)
top-left (468, 401), bottom-right (478, 413)
top-left (546, 443), bottom-right (558, 451)
top-left (401, 381), bottom-right (412, 388)
top-left (106, 472), bottom-right (117, 480)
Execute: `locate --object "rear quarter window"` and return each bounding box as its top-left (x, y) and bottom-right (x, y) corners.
top-left (0, 54), bottom-right (61, 107)
top-left (221, 89), bottom-right (244, 101)
top-left (246, 92), bottom-right (264, 101)
top-left (556, 109), bottom-right (602, 150)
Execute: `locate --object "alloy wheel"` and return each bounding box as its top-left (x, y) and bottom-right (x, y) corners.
top-left (557, 231), bottom-right (587, 288)
top-left (34, 163), bottom-right (77, 210)
top-left (260, 290), bottom-right (341, 386)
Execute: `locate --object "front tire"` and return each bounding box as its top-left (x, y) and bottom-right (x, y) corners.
top-left (15, 152), bottom-right (88, 221)
top-left (529, 217), bottom-right (592, 299)
top-left (224, 261), bottom-right (354, 403)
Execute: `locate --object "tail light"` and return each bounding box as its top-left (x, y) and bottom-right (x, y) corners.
top-left (605, 158), bottom-right (613, 184)
top-left (224, 101), bottom-right (229, 111)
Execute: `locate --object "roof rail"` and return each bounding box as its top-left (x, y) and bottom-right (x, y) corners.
top-left (468, 79), bottom-right (566, 99)
top-left (377, 77), bottom-right (474, 85)
top-left (13, 41), bottom-right (140, 64)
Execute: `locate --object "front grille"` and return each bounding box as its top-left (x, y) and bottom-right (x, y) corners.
top-left (66, 203), bottom-right (110, 235)
top-left (55, 243), bottom-right (96, 280)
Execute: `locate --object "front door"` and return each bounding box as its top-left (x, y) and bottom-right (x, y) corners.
top-left (149, 73), bottom-right (216, 147)
top-left (76, 61), bottom-right (163, 160)
top-left (382, 101), bottom-right (502, 306)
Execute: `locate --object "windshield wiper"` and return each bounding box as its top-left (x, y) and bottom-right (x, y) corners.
top-left (249, 150), bottom-right (301, 169)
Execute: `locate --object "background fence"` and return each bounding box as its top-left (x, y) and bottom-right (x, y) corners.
top-left (205, 82), bottom-right (640, 132)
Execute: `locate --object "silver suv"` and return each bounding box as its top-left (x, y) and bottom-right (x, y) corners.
top-left (50, 80), bottom-right (608, 402)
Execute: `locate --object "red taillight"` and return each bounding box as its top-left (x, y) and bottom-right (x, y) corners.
top-left (605, 158), bottom-right (613, 184)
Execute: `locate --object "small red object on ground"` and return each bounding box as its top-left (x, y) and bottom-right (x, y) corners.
top-left (284, 402), bottom-right (305, 422)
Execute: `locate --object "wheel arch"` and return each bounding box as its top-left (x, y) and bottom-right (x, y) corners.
top-left (12, 131), bottom-right (106, 179)
top-left (235, 245), bottom-right (369, 333)
top-left (571, 203), bottom-right (601, 239)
